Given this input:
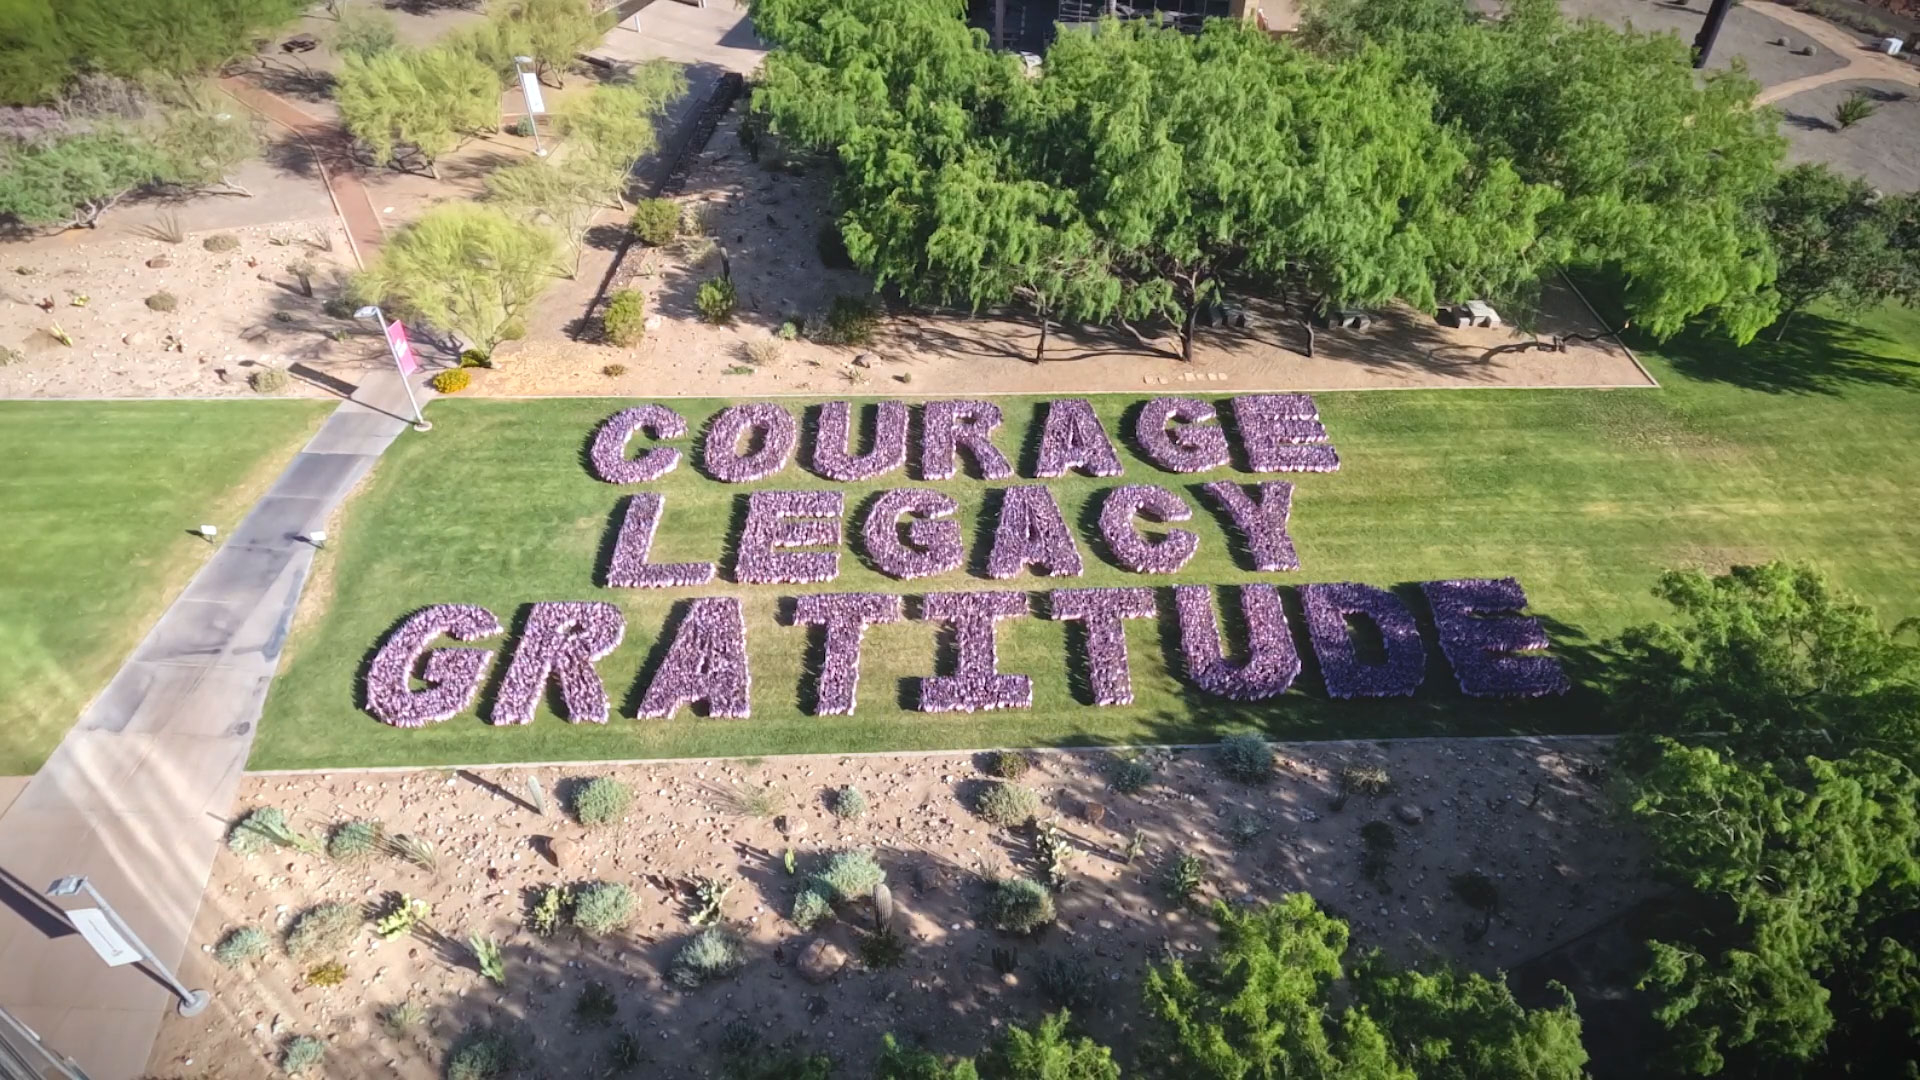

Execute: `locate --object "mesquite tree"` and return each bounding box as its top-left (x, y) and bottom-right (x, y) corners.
top-left (354, 204), bottom-right (561, 353)
top-left (1611, 563), bottom-right (1920, 1076)
top-left (1307, 0), bottom-right (1786, 343)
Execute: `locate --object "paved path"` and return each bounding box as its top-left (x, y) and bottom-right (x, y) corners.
top-left (218, 77), bottom-right (387, 267)
top-left (0, 370), bottom-right (429, 1080)
top-left (1752, 2), bottom-right (1920, 104)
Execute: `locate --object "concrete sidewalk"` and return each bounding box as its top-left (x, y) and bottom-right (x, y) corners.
top-left (0, 371), bottom-right (428, 1079)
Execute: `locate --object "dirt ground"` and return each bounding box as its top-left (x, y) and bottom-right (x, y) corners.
top-left (150, 737), bottom-right (1646, 1079)
top-left (0, 220), bottom-right (404, 399)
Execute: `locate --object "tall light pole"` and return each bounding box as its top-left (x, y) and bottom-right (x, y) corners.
top-left (45, 876), bottom-right (208, 1017)
top-left (1693, 0), bottom-right (1735, 68)
top-left (513, 56), bottom-right (549, 158)
top-left (355, 305), bottom-right (431, 431)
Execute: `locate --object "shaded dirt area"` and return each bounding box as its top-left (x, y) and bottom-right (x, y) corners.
top-left (484, 106), bottom-right (1652, 399)
top-left (151, 737), bottom-right (1645, 1078)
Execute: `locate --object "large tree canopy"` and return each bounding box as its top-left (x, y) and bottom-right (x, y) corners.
top-left (1611, 563), bottom-right (1920, 1077)
top-left (1145, 893), bottom-right (1587, 1080)
top-left (1761, 164), bottom-right (1920, 338)
top-left (751, 0), bottom-right (1556, 360)
top-left (1304, 0), bottom-right (1786, 342)
top-left (0, 0), bottom-right (304, 106)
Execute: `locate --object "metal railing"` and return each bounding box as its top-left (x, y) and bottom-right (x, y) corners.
top-left (0, 1006), bottom-right (90, 1080)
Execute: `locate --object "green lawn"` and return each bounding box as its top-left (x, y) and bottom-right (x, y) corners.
top-left (0, 400), bottom-right (332, 775)
top-left (251, 307), bottom-right (1920, 769)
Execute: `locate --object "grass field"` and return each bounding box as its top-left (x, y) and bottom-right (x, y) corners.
top-left (249, 307), bottom-right (1920, 770)
top-left (0, 400), bottom-right (332, 775)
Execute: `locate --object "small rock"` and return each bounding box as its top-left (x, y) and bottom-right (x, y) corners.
top-left (1395, 803), bottom-right (1424, 825)
top-left (146, 256), bottom-right (171, 269)
top-left (776, 815), bottom-right (807, 837)
top-left (643, 314), bottom-right (663, 331)
top-left (1001, 972), bottom-right (1019, 987)
top-left (852, 353), bottom-right (876, 368)
top-left (547, 836), bottom-right (575, 869)
top-left (797, 938), bottom-right (845, 984)
top-left (1083, 801), bottom-right (1107, 827)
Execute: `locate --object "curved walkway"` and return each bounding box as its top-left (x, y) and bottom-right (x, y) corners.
top-left (1752, 2), bottom-right (1920, 105)
top-left (217, 77), bottom-right (386, 267)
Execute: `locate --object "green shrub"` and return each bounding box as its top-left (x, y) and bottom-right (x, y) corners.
top-left (603, 363), bottom-right (628, 377)
top-left (250, 367), bottom-right (290, 394)
top-left (831, 784), bottom-right (868, 820)
top-left (203, 233), bottom-right (240, 252)
top-left (327, 819), bottom-right (382, 862)
top-left (1835, 90), bottom-right (1878, 130)
top-left (227, 807), bottom-right (286, 855)
top-left (322, 296), bottom-right (356, 320)
top-left (458, 349), bottom-right (493, 369)
top-left (671, 927), bottom-right (745, 988)
top-left (512, 116), bottom-right (536, 137)
top-left (305, 960), bottom-right (348, 987)
top-left (529, 883), bottom-right (569, 937)
top-left (859, 927), bottom-right (908, 969)
top-left (375, 894), bottom-right (430, 939)
top-left (813, 848), bottom-right (884, 902)
top-left (471, 932), bottom-right (506, 986)
top-left (144, 291), bottom-right (177, 312)
top-left (1341, 764), bottom-right (1392, 795)
top-left (1227, 814), bottom-right (1268, 849)
top-left (976, 781), bottom-right (1040, 827)
top-left (573, 881), bottom-right (636, 935)
top-left (986, 750), bottom-right (1030, 779)
top-left (603, 288), bottom-right (647, 346)
top-left (987, 877), bottom-right (1056, 934)
top-left (1217, 734), bottom-right (1274, 784)
top-left (498, 318), bottom-right (526, 342)
top-left (380, 998), bottom-right (425, 1036)
top-left (0, 345), bottom-right (21, 366)
top-left (824, 294), bottom-right (878, 345)
top-left (447, 1030), bottom-right (516, 1080)
top-left (1109, 757), bottom-right (1153, 794)
top-left (1165, 853), bottom-right (1206, 904)
top-left (791, 885), bottom-right (832, 930)
top-left (696, 277), bottom-right (737, 323)
top-left (630, 198), bottom-right (680, 246)
top-left (286, 902), bottom-right (362, 963)
top-left (1036, 951), bottom-right (1096, 1008)
top-left (573, 776), bottom-right (633, 826)
top-left (429, 368), bottom-right (471, 394)
top-left (214, 925), bottom-right (270, 966)
top-left (777, 318), bottom-right (801, 341)
top-left (281, 1034), bottom-right (325, 1075)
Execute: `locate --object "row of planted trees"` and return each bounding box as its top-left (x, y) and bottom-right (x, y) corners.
top-left (747, 0), bottom-right (1920, 361)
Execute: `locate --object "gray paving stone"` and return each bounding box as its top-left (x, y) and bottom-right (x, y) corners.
top-left (173, 544), bottom-right (296, 608)
top-left (269, 451), bottom-right (377, 501)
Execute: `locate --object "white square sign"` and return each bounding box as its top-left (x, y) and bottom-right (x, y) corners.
top-left (69, 907), bottom-right (140, 967)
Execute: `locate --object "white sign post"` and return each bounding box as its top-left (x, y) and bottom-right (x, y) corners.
top-left (515, 57), bottom-right (549, 158)
top-left (46, 876), bottom-right (209, 1017)
top-left (67, 908), bottom-right (141, 967)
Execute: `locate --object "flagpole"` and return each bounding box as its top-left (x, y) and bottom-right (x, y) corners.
top-left (357, 305), bottom-right (432, 431)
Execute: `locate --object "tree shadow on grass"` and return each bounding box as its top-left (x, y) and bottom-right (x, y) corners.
top-left (1635, 310), bottom-right (1920, 396)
